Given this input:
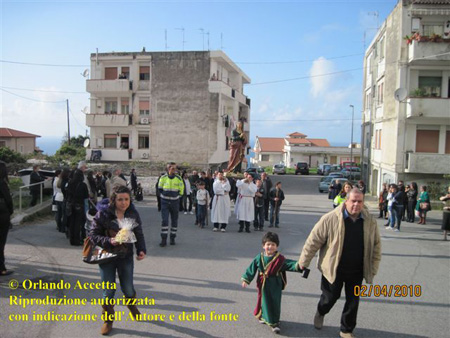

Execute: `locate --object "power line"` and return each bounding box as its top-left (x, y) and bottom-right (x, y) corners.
top-left (0, 86), bottom-right (86, 94)
top-left (236, 53), bottom-right (365, 65)
top-left (0, 60), bottom-right (89, 67)
top-left (0, 88), bottom-right (67, 103)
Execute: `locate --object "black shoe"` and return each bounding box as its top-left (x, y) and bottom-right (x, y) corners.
top-left (159, 239), bottom-right (167, 247)
top-left (245, 229), bottom-right (251, 233)
top-left (238, 229), bottom-right (243, 233)
top-left (170, 238), bottom-right (176, 245)
top-left (268, 225), bottom-right (273, 228)
top-left (275, 225), bottom-right (279, 228)
top-left (264, 218), bottom-right (269, 221)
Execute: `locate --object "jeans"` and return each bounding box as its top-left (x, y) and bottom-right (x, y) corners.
top-left (407, 200), bottom-right (416, 222)
top-left (197, 204), bottom-right (206, 227)
top-left (254, 206), bottom-right (264, 229)
top-left (182, 194), bottom-right (192, 212)
top-left (99, 255), bottom-right (135, 299)
top-left (269, 204), bottom-right (280, 226)
top-left (161, 199), bottom-right (179, 239)
top-left (388, 205), bottom-right (397, 228)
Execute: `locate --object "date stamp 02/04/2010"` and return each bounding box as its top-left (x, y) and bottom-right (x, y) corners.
top-left (354, 285), bottom-right (422, 298)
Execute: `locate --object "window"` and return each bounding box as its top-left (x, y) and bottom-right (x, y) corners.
top-left (138, 134), bottom-right (149, 149)
top-left (104, 134), bottom-right (117, 149)
top-left (416, 130), bottom-right (439, 153)
top-left (105, 99), bottom-right (117, 114)
top-left (374, 130), bottom-right (382, 150)
top-left (139, 98), bottom-right (150, 115)
top-left (120, 67), bottom-right (129, 79)
top-left (121, 98), bottom-right (129, 114)
top-left (105, 67), bottom-right (118, 80)
top-left (377, 82), bottom-right (384, 104)
top-left (0, 141), bottom-right (5, 148)
top-left (446, 131), bottom-right (450, 154)
top-left (261, 154), bottom-right (270, 161)
top-left (139, 66), bottom-right (150, 81)
top-left (423, 24), bottom-right (444, 36)
top-left (419, 76), bottom-right (442, 97)
top-left (379, 37), bottom-right (385, 59)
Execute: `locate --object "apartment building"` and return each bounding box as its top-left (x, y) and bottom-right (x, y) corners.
top-left (361, 0), bottom-right (450, 195)
top-left (85, 50), bottom-right (251, 168)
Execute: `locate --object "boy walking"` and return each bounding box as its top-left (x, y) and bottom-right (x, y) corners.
top-left (241, 232), bottom-right (302, 334)
top-left (253, 179), bottom-right (265, 231)
top-left (196, 182), bottom-right (210, 228)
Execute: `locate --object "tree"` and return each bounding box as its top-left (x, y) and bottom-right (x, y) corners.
top-left (0, 147), bottom-right (26, 163)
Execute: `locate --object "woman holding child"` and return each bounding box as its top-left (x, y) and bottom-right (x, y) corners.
top-left (90, 185), bottom-right (146, 335)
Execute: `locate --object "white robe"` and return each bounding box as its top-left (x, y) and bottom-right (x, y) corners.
top-left (211, 179), bottom-right (231, 223)
top-left (235, 180), bottom-right (257, 222)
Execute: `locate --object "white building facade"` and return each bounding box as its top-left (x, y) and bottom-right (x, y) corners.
top-left (86, 50), bottom-right (250, 168)
top-left (361, 0), bottom-right (450, 195)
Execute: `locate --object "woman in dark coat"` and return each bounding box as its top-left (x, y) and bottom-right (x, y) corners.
top-left (66, 169), bottom-right (89, 245)
top-left (0, 161), bottom-right (14, 276)
top-left (439, 186), bottom-right (450, 241)
top-left (406, 182), bottom-right (418, 223)
top-left (90, 185), bottom-right (146, 335)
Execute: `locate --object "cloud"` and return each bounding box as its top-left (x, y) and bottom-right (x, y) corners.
top-left (309, 57), bottom-right (336, 98)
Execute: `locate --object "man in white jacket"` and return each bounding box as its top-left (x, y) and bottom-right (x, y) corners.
top-left (211, 172), bottom-right (231, 232)
top-left (235, 174), bottom-right (257, 233)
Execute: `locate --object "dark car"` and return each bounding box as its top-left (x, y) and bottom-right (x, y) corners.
top-left (245, 167), bottom-right (265, 179)
top-left (295, 162), bottom-right (309, 175)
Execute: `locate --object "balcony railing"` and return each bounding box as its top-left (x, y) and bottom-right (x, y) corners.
top-left (209, 80), bottom-right (248, 105)
top-left (406, 97), bottom-right (450, 119)
top-left (86, 114), bottom-right (130, 127)
top-left (408, 39), bottom-right (450, 63)
top-left (405, 152), bottom-right (450, 174)
top-left (86, 79), bottom-right (131, 94)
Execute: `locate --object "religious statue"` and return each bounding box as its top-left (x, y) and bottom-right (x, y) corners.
top-left (226, 121), bottom-right (247, 173)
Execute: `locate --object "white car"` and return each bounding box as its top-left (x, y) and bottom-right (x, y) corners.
top-left (272, 164), bottom-right (286, 175)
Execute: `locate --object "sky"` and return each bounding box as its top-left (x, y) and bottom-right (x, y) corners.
top-left (1, 0), bottom-right (399, 154)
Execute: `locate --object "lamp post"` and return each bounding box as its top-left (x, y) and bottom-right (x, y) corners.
top-left (349, 105), bottom-right (354, 178)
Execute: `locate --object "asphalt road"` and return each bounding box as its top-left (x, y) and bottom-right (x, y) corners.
top-left (1, 174), bottom-right (449, 338)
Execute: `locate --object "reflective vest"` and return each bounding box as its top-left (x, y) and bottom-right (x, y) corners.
top-left (158, 174), bottom-right (184, 200)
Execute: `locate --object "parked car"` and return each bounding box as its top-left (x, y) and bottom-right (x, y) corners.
top-left (328, 172), bottom-right (344, 178)
top-left (317, 164), bottom-right (331, 175)
top-left (324, 164), bottom-right (342, 176)
top-left (341, 167), bottom-right (361, 180)
top-left (273, 164), bottom-right (286, 175)
top-left (318, 176), bottom-right (334, 193)
top-left (295, 162), bottom-right (309, 175)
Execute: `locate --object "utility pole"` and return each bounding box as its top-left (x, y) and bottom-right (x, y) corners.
top-left (67, 99), bottom-right (71, 145)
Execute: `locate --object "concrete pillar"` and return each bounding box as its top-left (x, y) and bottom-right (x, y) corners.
top-left (438, 125), bottom-right (446, 154)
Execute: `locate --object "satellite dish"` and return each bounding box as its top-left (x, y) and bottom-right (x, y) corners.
top-left (81, 106), bottom-right (89, 114)
top-left (83, 138), bottom-right (90, 148)
top-left (81, 69), bottom-right (90, 78)
top-left (394, 88), bottom-right (407, 102)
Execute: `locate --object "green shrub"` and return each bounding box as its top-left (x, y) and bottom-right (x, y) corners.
top-left (0, 148), bottom-right (26, 163)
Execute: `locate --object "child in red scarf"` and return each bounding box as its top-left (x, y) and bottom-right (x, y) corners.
top-left (241, 232), bottom-right (302, 333)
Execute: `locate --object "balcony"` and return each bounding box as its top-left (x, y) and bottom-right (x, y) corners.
top-left (86, 79), bottom-right (131, 95)
top-left (209, 80), bottom-right (248, 105)
top-left (86, 114), bottom-right (130, 127)
top-left (408, 39), bottom-right (450, 63)
top-left (405, 152), bottom-right (450, 174)
top-left (406, 97), bottom-right (450, 119)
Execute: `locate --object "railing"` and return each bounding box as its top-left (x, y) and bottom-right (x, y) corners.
top-left (19, 181), bottom-right (44, 213)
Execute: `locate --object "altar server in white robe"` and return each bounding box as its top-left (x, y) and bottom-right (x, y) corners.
top-left (236, 174), bottom-right (258, 233)
top-left (211, 172), bottom-right (231, 232)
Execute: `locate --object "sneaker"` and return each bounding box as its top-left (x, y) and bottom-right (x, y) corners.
top-left (272, 326), bottom-right (280, 334)
top-left (385, 226), bottom-right (391, 230)
top-left (313, 310), bottom-right (324, 330)
top-left (213, 228), bottom-right (218, 232)
top-left (221, 228), bottom-right (226, 233)
top-left (394, 229), bottom-right (400, 232)
top-left (340, 332), bottom-right (355, 338)
top-left (258, 319), bottom-right (265, 324)
top-left (184, 212), bottom-right (187, 215)
top-left (190, 211), bottom-right (194, 215)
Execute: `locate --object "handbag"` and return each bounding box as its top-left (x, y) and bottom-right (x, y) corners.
top-left (419, 202), bottom-right (430, 211)
top-left (82, 237), bottom-right (117, 264)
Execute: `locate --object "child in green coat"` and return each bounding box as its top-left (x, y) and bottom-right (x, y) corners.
top-left (241, 232), bottom-right (302, 334)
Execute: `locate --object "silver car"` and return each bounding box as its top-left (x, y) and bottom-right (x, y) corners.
top-left (273, 164), bottom-right (286, 175)
top-left (318, 176), bottom-right (334, 193)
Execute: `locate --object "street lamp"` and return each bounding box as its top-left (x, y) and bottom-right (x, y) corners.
top-left (349, 105), bottom-right (354, 178)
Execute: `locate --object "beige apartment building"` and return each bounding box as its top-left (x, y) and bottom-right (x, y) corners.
top-left (85, 50), bottom-right (250, 168)
top-left (361, 0), bottom-right (450, 195)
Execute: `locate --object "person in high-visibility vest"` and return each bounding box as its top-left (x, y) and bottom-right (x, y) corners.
top-left (158, 164), bottom-right (184, 247)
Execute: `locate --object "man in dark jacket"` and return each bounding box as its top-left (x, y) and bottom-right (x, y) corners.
top-left (29, 165), bottom-right (46, 207)
top-left (261, 172), bottom-right (273, 221)
top-left (269, 182), bottom-right (285, 228)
